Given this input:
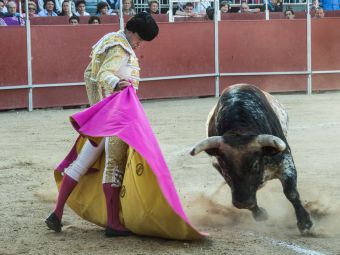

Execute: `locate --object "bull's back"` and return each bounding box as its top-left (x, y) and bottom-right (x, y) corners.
top-left (207, 84), bottom-right (288, 138)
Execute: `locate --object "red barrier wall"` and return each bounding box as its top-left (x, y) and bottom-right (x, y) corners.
top-left (221, 12), bottom-right (265, 20)
top-left (138, 78), bottom-right (215, 99)
top-left (0, 27), bottom-right (27, 86)
top-left (30, 15), bottom-right (120, 25)
top-left (137, 22), bottom-right (215, 77)
top-left (219, 19), bottom-right (307, 92)
top-left (31, 24), bottom-right (119, 84)
top-left (0, 89), bottom-right (28, 110)
top-left (0, 27), bottom-right (28, 110)
top-left (1, 18), bottom-right (340, 110)
top-left (33, 86), bottom-right (88, 108)
top-left (312, 19), bottom-right (340, 90)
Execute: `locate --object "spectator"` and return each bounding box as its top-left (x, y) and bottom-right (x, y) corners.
top-left (96, 1), bottom-right (110, 15)
top-left (312, 0), bottom-right (320, 10)
top-left (182, 0), bottom-right (211, 15)
top-left (75, 0), bottom-right (89, 16)
top-left (68, 14), bottom-right (78, 23)
top-left (59, 0), bottom-right (75, 16)
top-left (146, 0), bottom-right (159, 14)
top-left (284, 9), bottom-right (295, 19)
top-left (205, 5), bottom-right (214, 19)
top-left (38, 0), bottom-right (61, 14)
top-left (314, 7), bottom-right (324, 18)
top-left (267, 0), bottom-right (282, 12)
top-left (176, 2), bottom-right (199, 17)
top-left (106, 0), bottom-right (117, 9)
top-left (88, 14), bottom-right (100, 23)
top-left (220, 1), bottom-right (231, 13)
top-left (0, 0), bottom-right (6, 14)
top-left (239, 2), bottom-right (260, 13)
top-left (38, 0), bottom-right (58, 16)
top-left (6, 1), bottom-right (18, 15)
top-left (122, 0), bottom-right (135, 15)
top-left (23, 1), bottom-right (38, 17)
top-left (0, 1), bottom-right (24, 25)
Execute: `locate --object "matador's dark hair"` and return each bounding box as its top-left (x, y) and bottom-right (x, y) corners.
top-left (126, 12), bottom-right (159, 41)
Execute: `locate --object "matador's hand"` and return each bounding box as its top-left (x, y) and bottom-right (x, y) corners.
top-left (116, 79), bottom-right (131, 91)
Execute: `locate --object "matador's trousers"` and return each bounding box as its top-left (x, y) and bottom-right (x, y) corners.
top-left (69, 65), bottom-right (129, 187)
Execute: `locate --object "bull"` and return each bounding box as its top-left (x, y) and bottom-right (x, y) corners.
top-left (190, 84), bottom-right (313, 234)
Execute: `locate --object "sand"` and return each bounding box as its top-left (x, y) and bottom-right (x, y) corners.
top-left (0, 91), bottom-right (340, 255)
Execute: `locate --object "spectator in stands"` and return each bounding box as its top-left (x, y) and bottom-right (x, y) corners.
top-left (75, 0), bottom-right (89, 16)
top-left (284, 9), bottom-right (295, 19)
top-left (85, 0), bottom-right (105, 15)
top-left (267, 0), bottom-right (282, 12)
top-left (38, 0), bottom-right (58, 16)
top-left (96, 1), bottom-right (110, 15)
top-left (122, 0), bottom-right (135, 15)
top-left (59, 0), bottom-right (75, 16)
top-left (0, 1), bottom-right (24, 25)
top-left (314, 7), bottom-right (324, 18)
top-left (88, 14), bottom-right (100, 23)
top-left (23, 1), bottom-right (38, 17)
top-left (312, 0), bottom-right (320, 10)
top-left (146, 0), bottom-right (159, 14)
top-left (38, 0), bottom-right (61, 14)
top-left (6, 1), bottom-right (17, 15)
top-left (176, 2), bottom-right (199, 17)
top-left (68, 14), bottom-right (78, 23)
top-left (0, 0), bottom-right (6, 14)
top-left (205, 6), bottom-right (214, 19)
top-left (220, 1), bottom-right (231, 13)
top-left (238, 2), bottom-right (260, 13)
top-left (106, 0), bottom-right (117, 10)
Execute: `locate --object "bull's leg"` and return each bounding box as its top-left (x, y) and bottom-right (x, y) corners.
top-left (250, 206), bottom-right (268, 221)
top-left (280, 154), bottom-right (313, 234)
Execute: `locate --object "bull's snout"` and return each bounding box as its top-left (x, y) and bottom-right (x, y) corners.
top-left (232, 200), bottom-right (256, 210)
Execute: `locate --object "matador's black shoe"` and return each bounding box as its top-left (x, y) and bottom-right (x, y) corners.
top-left (105, 226), bottom-right (133, 237)
top-left (45, 212), bottom-right (62, 233)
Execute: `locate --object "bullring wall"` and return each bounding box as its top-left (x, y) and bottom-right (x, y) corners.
top-left (1, 18), bottom-right (340, 110)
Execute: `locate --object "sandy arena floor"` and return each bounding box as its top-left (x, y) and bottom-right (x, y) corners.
top-left (0, 91), bottom-right (340, 255)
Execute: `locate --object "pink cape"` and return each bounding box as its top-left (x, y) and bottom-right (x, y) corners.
top-left (70, 86), bottom-right (205, 235)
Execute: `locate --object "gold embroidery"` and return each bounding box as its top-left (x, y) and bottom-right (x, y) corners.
top-left (103, 136), bottom-right (129, 185)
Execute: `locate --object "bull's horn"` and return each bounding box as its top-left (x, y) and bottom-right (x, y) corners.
top-left (190, 136), bottom-right (223, 156)
top-left (256, 135), bottom-right (286, 151)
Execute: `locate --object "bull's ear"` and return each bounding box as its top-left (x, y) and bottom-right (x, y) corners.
top-left (205, 148), bottom-right (220, 156)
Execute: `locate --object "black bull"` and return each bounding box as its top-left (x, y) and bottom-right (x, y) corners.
top-left (190, 84), bottom-right (313, 234)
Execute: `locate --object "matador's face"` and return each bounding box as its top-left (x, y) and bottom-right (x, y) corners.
top-left (126, 31), bottom-right (144, 49)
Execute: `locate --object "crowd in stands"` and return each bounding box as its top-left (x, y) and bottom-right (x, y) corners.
top-left (0, 0), bottom-right (141, 25)
top-left (0, 0), bottom-right (328, 26)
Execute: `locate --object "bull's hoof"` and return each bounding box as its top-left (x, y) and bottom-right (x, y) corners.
top-left (298, 218), bottom-right (314, 235)
top-left (251, 207), bottom-right (268, 221)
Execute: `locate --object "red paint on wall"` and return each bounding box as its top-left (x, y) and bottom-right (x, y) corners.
top-left (2, 19), bottom-right (340, 110)
top-left (0, 89), bottom-right (28, 110)
top-left (0, 27), bottom-right (27, 86)
top-left (219, 19), bottom-right (307, 73)
top-left (33, 86), bottom-right (88, 108)
top-left (31, 24), bottom-right (119, 85)
top-left (138, 77), bottom-right (215, 100)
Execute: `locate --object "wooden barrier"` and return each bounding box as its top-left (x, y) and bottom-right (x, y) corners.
top-left (0, 27), bottom-right (28, 110)
top-left (221, 12), bottom-right (265, 20)
top-left (1, 18), bottom-right (340, 110)
top-left (219, 19), bottom-right (307, 92)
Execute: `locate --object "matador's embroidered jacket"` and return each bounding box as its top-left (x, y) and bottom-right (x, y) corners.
top-left (84, 30), bottom-right (140, 106)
